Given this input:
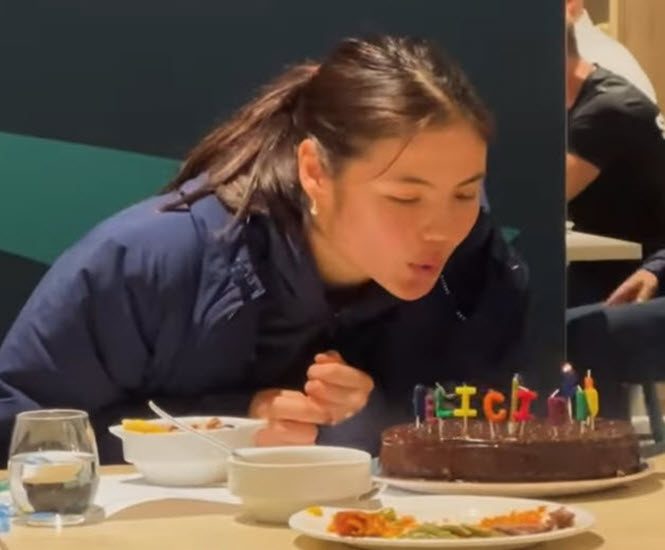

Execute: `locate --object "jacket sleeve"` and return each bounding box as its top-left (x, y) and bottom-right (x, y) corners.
top-left (642, 248), bottom-right (665, 283)
top-left (0, 233), bottom-right (154, 457)
top-left (0, 206), bottom-right (257, 462)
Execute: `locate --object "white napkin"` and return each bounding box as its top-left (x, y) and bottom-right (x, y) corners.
top-left (94, 474), bottom-right (413, 517)
top-left (94, 474), bottom-right (241, 517)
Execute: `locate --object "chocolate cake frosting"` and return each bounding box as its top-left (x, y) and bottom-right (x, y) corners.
top-left (379, 418), bottom-right (640, 482)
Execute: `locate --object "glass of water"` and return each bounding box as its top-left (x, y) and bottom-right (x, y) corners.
top-left (8, 409), bottom-right (100, 526)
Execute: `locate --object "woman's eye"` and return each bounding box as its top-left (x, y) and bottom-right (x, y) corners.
top-left (388, 196), bottom-right (421, 204)
top-left (455, 193), bottom-right (478, 202)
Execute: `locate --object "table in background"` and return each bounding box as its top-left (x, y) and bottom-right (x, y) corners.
top-left (566, 230), bottom-right (642, 262)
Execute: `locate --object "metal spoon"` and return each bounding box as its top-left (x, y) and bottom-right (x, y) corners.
top-left (147, 400), bottom-right (249, 461)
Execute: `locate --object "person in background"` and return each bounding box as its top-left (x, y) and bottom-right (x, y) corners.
top-left (0, 35), bottom-right (528, 463)
top-left (566, 0), bottom-right (657, 103)
top-left (568, 244), bottom-right (665, 418)
top-left (565, 23), bottom-right (665, 306)
top-left (606, 248), bottom-right (665, 305)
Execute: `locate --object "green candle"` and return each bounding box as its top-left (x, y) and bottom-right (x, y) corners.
top-left (575, 386), bottom-right (589, 422)
top-left (434, 384), bottom-right (454, 419)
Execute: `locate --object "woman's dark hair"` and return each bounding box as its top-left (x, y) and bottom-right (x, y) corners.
top-left (163, 34), bottom-right (493, 232)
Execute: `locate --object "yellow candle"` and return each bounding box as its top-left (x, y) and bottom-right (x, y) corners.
top-left (454, 385), bottom-right (478, 418)
top-left (585, 388), bottom-right (599, 418)
top-left (584, 370), bottom-right (599, 418)
top-left (509, 374), bottom-right (520, 422)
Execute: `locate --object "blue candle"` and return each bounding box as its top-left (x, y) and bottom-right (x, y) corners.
top-left (560, 363), bottom-right (578, 399)
top-left (413, 384), bottom-right (427, 427)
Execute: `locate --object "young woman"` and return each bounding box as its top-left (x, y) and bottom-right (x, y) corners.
top-left (0, 35), bottom-right (527, 462)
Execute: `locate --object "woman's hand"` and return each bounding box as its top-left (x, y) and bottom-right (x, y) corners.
top-left (249, 388), bottom-right (331, 445)
top-left (304, 350), bottom-right (375, 425)
top-left (606, 269), bottom-right (659, 306)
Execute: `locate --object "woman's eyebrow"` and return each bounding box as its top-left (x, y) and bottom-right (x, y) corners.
top-left (394, 172), bottom-right (485, 187)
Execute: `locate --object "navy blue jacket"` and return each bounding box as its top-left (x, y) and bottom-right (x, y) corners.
top-left (0, 175), bottom-right (528, 462)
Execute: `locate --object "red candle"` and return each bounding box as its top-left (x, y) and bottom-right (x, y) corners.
top-left (547, 395), bottom-right (568, 425)
top-left (514, 388), bottom-right (538, 422)
top-left (425, 389), bottom-right (436, 424)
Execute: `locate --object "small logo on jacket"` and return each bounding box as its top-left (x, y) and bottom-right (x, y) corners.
top-left (656, 113), bottom-right (665, 140)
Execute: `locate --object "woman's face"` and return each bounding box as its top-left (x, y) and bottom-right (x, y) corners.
top-left (302, 121), bottom-right (487, 301)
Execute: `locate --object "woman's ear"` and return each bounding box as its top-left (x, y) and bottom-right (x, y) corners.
top-left (297, 138), bottom-right (327, 206)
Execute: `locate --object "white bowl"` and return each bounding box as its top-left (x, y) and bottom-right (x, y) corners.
top-left (227, 445), bottom-right (372, 524)
top-left (108, 416), bottom-right (265, 486)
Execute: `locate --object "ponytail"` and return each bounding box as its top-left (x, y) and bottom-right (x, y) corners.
top-left (163, 62), bottom-right (319, 230)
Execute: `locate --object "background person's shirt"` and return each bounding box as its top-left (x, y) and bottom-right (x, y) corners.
top-left (575, 10), bottom-right (657, 104)
top-left (568, 66), bottom-right (665, 258)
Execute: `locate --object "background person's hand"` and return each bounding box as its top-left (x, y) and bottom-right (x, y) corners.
top-left (249, 388), bottom-right (331, 446)
top-left (304, 350), bottom-right (374, 425)
top-left (606, 269), bottom-right (659, 306)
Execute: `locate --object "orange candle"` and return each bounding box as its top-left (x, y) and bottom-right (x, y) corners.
top-left (483, 390), bottom-right (507, 422)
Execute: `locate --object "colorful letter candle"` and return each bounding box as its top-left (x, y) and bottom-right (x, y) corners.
top-left (547, 391), bottom-right (569, 426)
top-left (575, 385), bottom-right (589, 427)
top-left (514, 388), bottom-right (538, 422)
top-left (560, 363), bottom-right (578, 420)
top-left (454, 385), bottom-right (477, 435)
top-left (508, 374), bottom-right (520, 434)
top-left (434, 384), bottom-right (454, 419)
top-left (425, 389), bottom-right (436, 425)
top-left (560, 364), bottom-right (578, 398)
top-left (483, 390), bottom-right (507, 422)
top-left (412, 384), bottom-right (427, 428)
top-left (584, 370), bottom-right (599, 429)
top-left (483, 389), bottom-right (506, 439)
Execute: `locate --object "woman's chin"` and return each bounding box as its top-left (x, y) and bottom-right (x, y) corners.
top-left (381, 277), bottom-right (439, 301)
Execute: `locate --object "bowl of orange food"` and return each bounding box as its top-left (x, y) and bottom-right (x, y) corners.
top-left (109, 416), bottom-right (265, 486)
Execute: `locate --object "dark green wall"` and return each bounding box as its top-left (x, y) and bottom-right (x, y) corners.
top-left (0, 0), bottom-right (565, 393)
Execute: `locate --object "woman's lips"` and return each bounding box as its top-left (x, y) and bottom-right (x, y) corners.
top-left (408, 262), bottom-right (437, 273)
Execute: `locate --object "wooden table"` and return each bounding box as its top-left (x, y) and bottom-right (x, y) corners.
top-left (1, 455), bottom-right (664, 550)
top-left (566, 230), bottom-right (643, 262)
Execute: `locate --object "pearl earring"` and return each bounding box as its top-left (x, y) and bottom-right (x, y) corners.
top-left (310, 200), bottom-right (318, 216)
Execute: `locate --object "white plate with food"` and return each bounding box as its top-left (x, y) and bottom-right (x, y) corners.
top-left (289, 495), bottom-right (593, 549)
top-left (374, 461), bottom-right (653, 498)
top-left (109, 416), bottom-right (265, 486)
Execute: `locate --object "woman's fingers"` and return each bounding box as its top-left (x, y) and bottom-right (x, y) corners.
top-left (249, 388), bottom-right (331, 424)
top-left (305, 355), bottom-right (375, 424)
top-left (304, 379), bottom-right (365, 409)
top-left (307, 362), bottom-right (374, 393)
top-left (269, 390), bottom-right (331, 424)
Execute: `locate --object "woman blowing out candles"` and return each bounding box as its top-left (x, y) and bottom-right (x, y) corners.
top-left (0, 35), bottom-right (527, 462)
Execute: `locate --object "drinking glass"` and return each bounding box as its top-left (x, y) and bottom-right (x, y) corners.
top-left (8, 409), bottom-right (100, 526)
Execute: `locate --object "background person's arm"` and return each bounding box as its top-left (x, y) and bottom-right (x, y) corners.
top-left (566, 153), bottom-right (600, 200)
top-left (606, 248), bottom-right (665, 305)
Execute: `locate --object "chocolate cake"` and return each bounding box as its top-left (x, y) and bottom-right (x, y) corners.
top-left (379, 418), bottom-right (641, 482)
